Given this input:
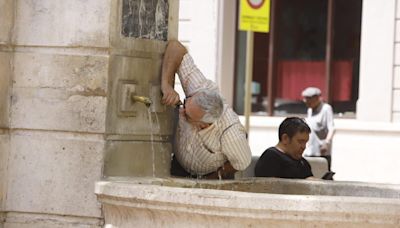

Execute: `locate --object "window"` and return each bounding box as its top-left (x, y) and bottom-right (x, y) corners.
top-left (234, 0), bottom-right (362, 117)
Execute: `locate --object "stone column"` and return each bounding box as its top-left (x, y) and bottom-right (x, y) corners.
top-left (357, 0), bottom-right (396, 122)
top-left (1, 0), bottom-right (109, 226)
top-left (0, 0), bottom-right (177, 227)
top-left (103, 0), bottom-right (178, 178)
top-left (0, 0), bottom-right (14, 226)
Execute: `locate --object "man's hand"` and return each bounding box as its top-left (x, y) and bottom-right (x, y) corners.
top-left (203, 161), bottom-right (237, 180)
top-left (320, 140), bottom-right (330, 155)
top-left (161, 85), bottom-right (180, 106)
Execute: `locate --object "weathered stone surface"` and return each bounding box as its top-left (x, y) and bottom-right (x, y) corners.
top-left (3, 212), bottom-right (102, 228)
top-left (393, 90), bottom-right (400, 111)
top-left (0, 132), bottom-right (9, 210)
top-left (0, 212), bottom-right (4, 227)
top-left (393, 112), bottom-right (400, 122)
top-left (109, 0), bottom-right (178, 52)
top-left (11, 53), bottom-right (108, 133)
top-left (394, 66), bottom-right (400, 89)
top-left (396, 43), bottom-right (400, 65)
top-left (0, 52), bottom-right (11, 128)
top-left (13, 52), bottom-right (108, 90)
top-left (6, 131), bottom-right (104, 218)
top-left (11, 88), bottom-right (107, 133)
top-left (106, 55), bottom-right (174, 137)
top-left (104, 141), bottom-right (171, 177)
top-left (0, 0), bottom-right (14, 44)
top-left (14, 0), bottom-right (110, 47)
top-left (96, 179), bottom-right (400, 228)
top-left (121, 0), bottom-right (169, 41)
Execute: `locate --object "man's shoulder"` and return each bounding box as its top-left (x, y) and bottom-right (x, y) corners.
top-left (255, 147), bottom-right (283, 169)
top-left (260, 147), bottom-right (281, 158)
top-left (219, 106), bottom-right (241, 126)
top-left (322, 102), bottom-right (333, 111)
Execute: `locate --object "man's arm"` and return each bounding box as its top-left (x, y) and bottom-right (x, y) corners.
top-left (221, 124), bottom-right (252, 169)
top-left (321, 105), bottom-right (335, 153)
top-left (325, 104), bottom-right (335, 143)
top-left (161, 40), bottom-right (187, 106)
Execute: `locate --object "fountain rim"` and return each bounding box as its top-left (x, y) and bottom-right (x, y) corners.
top-left (95, 178), bottom-right (400, 224)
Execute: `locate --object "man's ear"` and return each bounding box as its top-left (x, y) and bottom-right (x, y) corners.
top-left (281, 133), bottom-right (289, 145)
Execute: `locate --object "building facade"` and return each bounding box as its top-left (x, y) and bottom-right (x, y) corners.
top-left (179, 0), bottom-right (400, 184)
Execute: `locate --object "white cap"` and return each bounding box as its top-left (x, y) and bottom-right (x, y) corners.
top-left (302, 87), bottom-right (321, 97)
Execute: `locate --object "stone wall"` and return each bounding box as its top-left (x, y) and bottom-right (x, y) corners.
top-left (0, 0), bottom-right (110, 227)
top-left (0, 0), bottom-right (179, 227)
top-left (0, 1), bottom-right (14, 227)
top-left (394, 0), bottom-right (400, 121)
top-left (357, 0), bottom-right (398, 122)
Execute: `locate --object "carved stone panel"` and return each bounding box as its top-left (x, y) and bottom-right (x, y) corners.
top-left (122, 0), bottom-right (169, 41)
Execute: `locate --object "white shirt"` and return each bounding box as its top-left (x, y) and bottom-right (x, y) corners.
top-left (174, 54), bottom-right (252, 175)
top-left (303, 102), bottom-right (334, 156)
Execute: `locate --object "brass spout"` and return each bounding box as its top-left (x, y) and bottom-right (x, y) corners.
top-left (131, 95), bottom-right (152, 107)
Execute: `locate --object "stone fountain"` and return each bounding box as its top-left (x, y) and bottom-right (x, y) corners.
top-left (0, 0), bottom-right (398, 227)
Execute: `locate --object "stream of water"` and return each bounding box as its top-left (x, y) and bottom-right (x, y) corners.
top-left (147, 108), bottom-right (161, 177)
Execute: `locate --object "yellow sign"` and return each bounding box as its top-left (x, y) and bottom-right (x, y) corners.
top-left (239, 0), bottom-right (270, 33)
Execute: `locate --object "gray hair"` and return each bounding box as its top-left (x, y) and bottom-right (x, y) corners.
top-left (191, 89), bottom-right (224, 123)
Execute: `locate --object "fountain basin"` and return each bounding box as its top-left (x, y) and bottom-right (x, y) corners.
top-left (95, 177), bottom-right (400, 227)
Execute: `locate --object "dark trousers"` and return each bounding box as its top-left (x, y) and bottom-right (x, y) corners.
top-left (170, 155), bottom-right (235, 179)
top-left (323, 155), bottom-right (332, 171)
top-left (170, 155), bottom-right (195, 178)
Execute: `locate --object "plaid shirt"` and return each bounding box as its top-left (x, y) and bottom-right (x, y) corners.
top-left (174, 54), bottom-right (251, 175)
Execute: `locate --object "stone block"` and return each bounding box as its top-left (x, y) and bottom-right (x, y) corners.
top-left (395, 43), bottom-right (400, 65)
top-left (5, 131), bottom-right (104, 218)
top-left (0, 52), bottom-right (11, 128)
top-left (3, 212), bottom-right (102, 228)
top-left (13, 52), bottom-right (108, 89)
top-left (11, 88), bottom-right (107, 133)
top-left (0, 213), bottom-right (4, 227)
top-left (104, 140), bottom-right (171, 177)
top-left (397, 0), bottom-right (400, 19)
top-left (0, 0), bottom-right (14, 44)
top-left (11, 52), bottom-right (108, 133)
top-left (396, 20), bottom-right (400, 42)
top-left (106, 55), bottom-right (174, 137)
top-left (14, 0), bottom-right (110, 47)
top-left (393, 89), bottom-right (400, 111)
top-left (0, 132), bottom-right (10, 210)
top-left (395, 66), bottom-right (400, 88)
top-left (393, 112), bottom-right (400, 122)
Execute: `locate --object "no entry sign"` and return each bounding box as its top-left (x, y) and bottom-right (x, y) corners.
top-left (239, 0), bottom-right (270, 33)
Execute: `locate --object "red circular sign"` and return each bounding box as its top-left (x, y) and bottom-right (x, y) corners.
top-left (247, 0), bottom-right (265, 9)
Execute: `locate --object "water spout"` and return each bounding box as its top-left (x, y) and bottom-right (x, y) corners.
top-left (131, 95), bottom-right (152, 107)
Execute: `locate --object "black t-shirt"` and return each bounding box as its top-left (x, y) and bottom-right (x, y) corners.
top-left (254, 147), bottom-right (313, 179)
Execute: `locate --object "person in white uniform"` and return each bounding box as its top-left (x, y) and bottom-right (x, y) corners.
top-left (302, 87), bottom-right (336, 171)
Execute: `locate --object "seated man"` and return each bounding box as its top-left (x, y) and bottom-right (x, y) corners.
top-left (161, 40), bottom-right (252, 179)
top-left (254, 117), bottom-right (314, 179)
